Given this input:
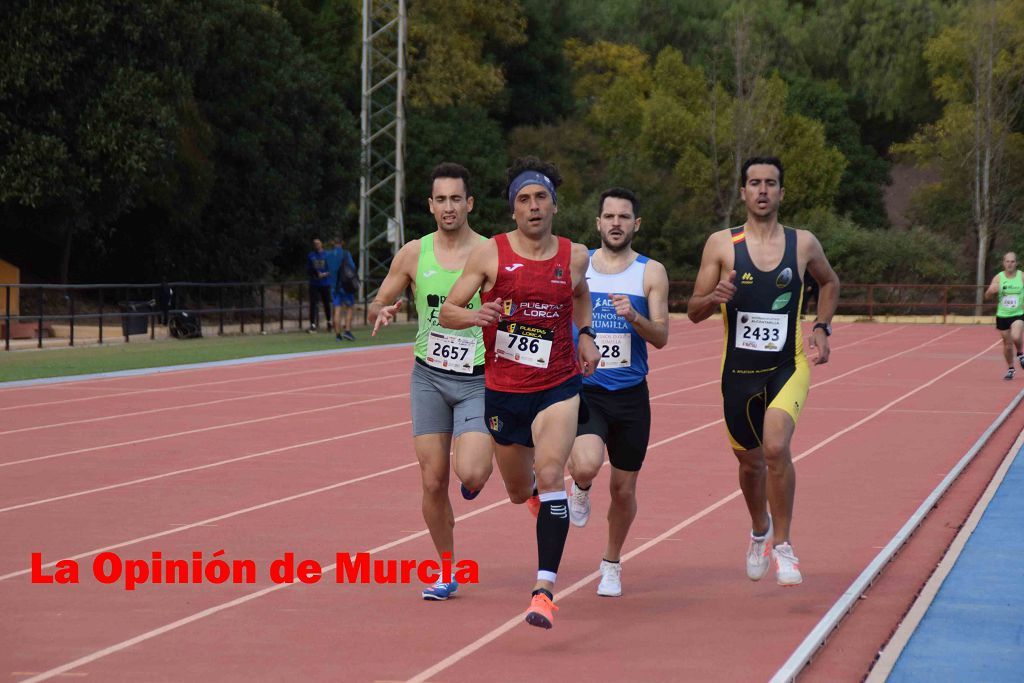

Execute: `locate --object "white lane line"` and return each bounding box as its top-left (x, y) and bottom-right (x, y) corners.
top-left (14, 328), bottom-right (964, 680)
top-left (3, 370), bottom-right (730, 514)
top-left (0, 372), bottom-right (408, 436)
top-left (0, 354), bottom-right (410, 413)
top-left (770, 341), bottom-right (1010, 683)
top-left (647, 326), bottom-right (910, 401)
top-left (0, 421), bottom-right (411, 514)
top-left (865, 424), bottom-right (1024, 681)
top-left (0, 342), bottom-right (413, 391)
top-left (0, 392), bottom-right (407, 469)
top-left (407, 336), bottom-right (994, 683)
top-left (2, 320), bottom-right (703, 410)
top-left (0, 431), bottom-right (412, 583)
top-left (14, 488), bottom-right (523, 683)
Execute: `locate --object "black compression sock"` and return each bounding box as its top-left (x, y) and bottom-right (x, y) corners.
top-left (536, 492), bottom-right (570, 577)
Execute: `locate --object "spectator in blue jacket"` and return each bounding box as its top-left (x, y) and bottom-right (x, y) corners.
top-left (307, 238), bottom-right (332, 331)
top-left (329, 234), bottom-right (357, 341)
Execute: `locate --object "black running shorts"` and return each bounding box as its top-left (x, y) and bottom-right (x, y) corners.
top-left (576, 380), bottom-right (651, 472)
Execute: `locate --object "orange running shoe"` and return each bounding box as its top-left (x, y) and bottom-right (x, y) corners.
top-left (527, 494), bottom-right (541, 518)
top-left (525, 592), bottom-right (558, 629)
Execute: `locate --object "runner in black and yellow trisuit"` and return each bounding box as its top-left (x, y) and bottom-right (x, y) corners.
top-left (688, 156), bottom-right (840, 587)
top-left (985, 252), bottom-right (1024, 380)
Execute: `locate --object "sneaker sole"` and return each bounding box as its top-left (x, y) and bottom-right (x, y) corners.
top-left (525, 611), bottom-right (553, 629)
top-left (597, 587), bottom-right (622, 597)
top-left (777, 576), bottom-right (803, 587)
top-left (569, 515), bottom-right (589, 528)
top-left (422, 586), bottom-right (457, 600)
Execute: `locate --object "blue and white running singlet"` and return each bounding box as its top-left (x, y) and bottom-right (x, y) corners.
top-left (584, 251), bottom-right (650, 391)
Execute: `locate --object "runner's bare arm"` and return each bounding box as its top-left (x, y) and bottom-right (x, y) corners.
top-left (613, 259), bottom-right (670, 348)
top-left (985, 274), bottom-right (1001, 299)
top-left (370, 240), bottom-right (418, 335)
top-left (438, 239), bottom-right (501, 330)
top-left (804, 232), bottom-right (839, 325)
top-left (571, 243), bottom-right (601, 375)
top-left (804, 231), bottom-right (840, 365)
top-left (570, 243), bottom-right (593, 330)
top-left (687, 231), bottom-right (735, 323)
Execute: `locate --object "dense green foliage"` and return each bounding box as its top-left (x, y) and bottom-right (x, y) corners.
top-left (2, 0), bottom-right (1019, 287)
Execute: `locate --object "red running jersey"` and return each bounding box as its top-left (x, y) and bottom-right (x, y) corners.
top-left (481, 233), bottom-right (579, 392)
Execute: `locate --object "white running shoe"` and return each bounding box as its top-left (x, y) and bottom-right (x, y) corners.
top-left (597, 560), bottom-right (622, 597)
top-left (746, 516), bottom-right (773, 581)
top-left (772, 542), bottom-right (803, 586)
top-left (568, 482), bottom-right (591, 528)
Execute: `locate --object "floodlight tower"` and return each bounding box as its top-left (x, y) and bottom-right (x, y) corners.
top-left (359, 0), bottom-right (406, 310)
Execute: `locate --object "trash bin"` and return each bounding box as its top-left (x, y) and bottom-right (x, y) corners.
top-left (119, 301), bottom-right (150, 336)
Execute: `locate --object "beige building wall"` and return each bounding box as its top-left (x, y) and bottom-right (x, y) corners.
top-left (0, 259), bottom-right (20, 315)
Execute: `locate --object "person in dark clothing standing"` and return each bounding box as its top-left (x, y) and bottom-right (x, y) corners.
top-left (307, 238), bottom-right (332, 331)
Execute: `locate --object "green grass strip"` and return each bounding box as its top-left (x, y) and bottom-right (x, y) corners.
top-left (0, 324), bottom-right (417, 383)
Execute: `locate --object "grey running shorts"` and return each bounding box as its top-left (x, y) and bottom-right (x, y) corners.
top-left (410, 359), bottom-right (488, 438)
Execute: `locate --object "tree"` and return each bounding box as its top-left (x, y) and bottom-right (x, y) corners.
top-left (144, 0), bottom-right (359, 282)
top-left (786, 77), bottom-right (890, 228)
top-left (896, 0), bottom-right (1024, 310)
top-left (0, 0), bottom-right (359, 284)
top-left (406, 0), bottom-right (527, 109)
top-left (542, 40), bottom-right (845, 276)
top-left (0, 0), bottom-right (201, 282)
top-left (404, 105), bottom-right (508, 239)
top-left (491, 0), bottom-right (574, 129)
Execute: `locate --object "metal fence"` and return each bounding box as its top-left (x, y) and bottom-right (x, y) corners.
top-left (1, 280), bottom-right (1002, 351)
top-left (1, 281), bottom-right (317, 351)
top-left (667, 281), bottom-right (996, 319)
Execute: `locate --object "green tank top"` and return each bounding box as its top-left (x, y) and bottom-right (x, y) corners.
top-left (414, 233), bottom-right (486, 371)
top-left (997, 271), bottom-right (1024, 317)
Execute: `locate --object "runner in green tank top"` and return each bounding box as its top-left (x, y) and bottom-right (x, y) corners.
top-left (985, 251), bottom-right (1024, 380)
top-left (411, 233), bottom-right (486, 370)
top-left (369, 163), bottom-right (493, 601)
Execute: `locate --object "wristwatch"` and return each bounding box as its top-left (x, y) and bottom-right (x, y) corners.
top-left (812, 321), bottom-right (832, 337)
top-left (578, 326), bottom-right (598, 340)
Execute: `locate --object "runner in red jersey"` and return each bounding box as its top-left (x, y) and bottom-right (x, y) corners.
top-left (440, 156), bottom-right (601, 629)
top-left (480, 232), bottom-right (578, 392)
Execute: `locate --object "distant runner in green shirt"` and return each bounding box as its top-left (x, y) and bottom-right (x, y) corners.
top-left (370, 163), bottom-right (493, 601)
top-left (985, 251), bottom-right (1024, 380)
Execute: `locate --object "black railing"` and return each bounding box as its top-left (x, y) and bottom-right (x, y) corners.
top-left (667, 281), bottom-right (998, 319)
top-left (0, 279), bottom-right (425, 351)
top-left (1, 281), bottom-right (318, 351)
top-left (5, 279), bottom-right (995, 351)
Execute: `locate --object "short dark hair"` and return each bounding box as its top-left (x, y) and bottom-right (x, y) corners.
top-left (740, 156), bottom-right (784, 188)
top-left (505, 156), bottom-right (562, 199)
top-left (599, 187), bottom-right (640, 217)
top-left (430, 162), bottom-right (472, 197)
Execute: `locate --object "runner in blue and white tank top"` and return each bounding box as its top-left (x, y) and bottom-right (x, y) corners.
top-left (585, 251), bottom-right (651, 391)
top-left (566, 188), bottom-right (670, 597)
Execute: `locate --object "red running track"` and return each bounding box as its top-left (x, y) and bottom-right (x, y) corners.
top-left (0, 320), bottom-right (1017, 682)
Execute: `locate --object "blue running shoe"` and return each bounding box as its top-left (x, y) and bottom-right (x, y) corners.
top-left (460, 483), bottom-right (481, 500)
top-left (422, 579), bottom-right (459, 601)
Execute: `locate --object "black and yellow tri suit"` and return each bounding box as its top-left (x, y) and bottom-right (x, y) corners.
top-left (721, 226), bottom-right (810, 451)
